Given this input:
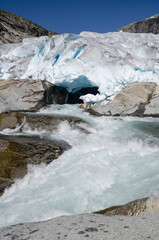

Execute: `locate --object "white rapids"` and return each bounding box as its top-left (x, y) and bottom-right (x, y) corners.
top-left (0, 104), bottom-right (159, 227)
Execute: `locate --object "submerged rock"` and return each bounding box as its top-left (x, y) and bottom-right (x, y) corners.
top-left (0, 134), bottom-right (71, 195)
top-left (91, 82), bottom-right (159, 117)
top-left (96, 196), bottom-right (159, 216)
top-left (0, 79), bottom-right (68, 114)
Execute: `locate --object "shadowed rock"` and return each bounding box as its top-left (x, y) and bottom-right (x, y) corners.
top-left (44, 85), bottom-right (68, 104)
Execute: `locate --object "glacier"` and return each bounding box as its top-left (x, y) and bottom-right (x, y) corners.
top-left (0, 31), bottom-right (159, 102)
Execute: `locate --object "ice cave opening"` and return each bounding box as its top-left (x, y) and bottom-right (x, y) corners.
top-left (67, 86), bottom-right (99, 104)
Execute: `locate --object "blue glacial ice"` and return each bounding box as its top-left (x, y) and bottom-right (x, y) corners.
top-left (0, 32), bottom-right (159, 102)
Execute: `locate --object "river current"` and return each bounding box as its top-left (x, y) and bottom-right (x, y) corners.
top-left (0, 104), bottom-right (159, 227)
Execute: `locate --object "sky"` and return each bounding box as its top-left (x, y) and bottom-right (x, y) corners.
top-left (1, 0), bottom-right (159, 34)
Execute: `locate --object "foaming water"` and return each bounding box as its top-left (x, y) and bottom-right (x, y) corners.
top-left (0, 105), bottom-right (159, 227)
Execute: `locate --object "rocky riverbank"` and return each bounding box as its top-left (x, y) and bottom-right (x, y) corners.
top-left (1, 196), bottom-right (159, 239)
top-left (0, 212), bottom-right (159, 240)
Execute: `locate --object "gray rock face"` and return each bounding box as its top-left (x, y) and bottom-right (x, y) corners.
top-left (0, 213), bottom-right (159, 240)
top-left (0, 10), bottom-right (58, 44)
top-left (0, 79), bottom-right (68, 113)
top-left (118, 14), bottom-right (159, 34)
top-left (92, 82), bottom-right (159, 117)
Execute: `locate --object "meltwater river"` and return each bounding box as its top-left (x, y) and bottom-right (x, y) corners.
top-left (0, 104), bottom-right (159, 227)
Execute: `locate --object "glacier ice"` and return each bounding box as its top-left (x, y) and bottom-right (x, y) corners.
top-left (0, 32), bottom-right (159, 102)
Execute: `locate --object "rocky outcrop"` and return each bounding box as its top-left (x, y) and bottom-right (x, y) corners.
top-left (96, 197), bottom-right (159, 216)
top-left (0, 213), bottom-right (159, 240)
top-left (0, 79), bottom-right (69, 114)
top-left (0, 134), bottom-right (71, 195)
top-left (22, 114), bottom-right (89, 133)
top-left (0, 10), bottom-right (58, 44)
top-left (0, 112), bottom-right (89, 133)
top-left (118, 14), bottom-right (159, 34)
top-left (91, 82), bottom-right (159, 117)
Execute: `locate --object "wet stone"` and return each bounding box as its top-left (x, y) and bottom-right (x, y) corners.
top-left (0, 134), bottom-right (71, 195)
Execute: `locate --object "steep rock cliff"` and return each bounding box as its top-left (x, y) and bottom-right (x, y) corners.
top-left (0, 10), bottom-right (58, 44)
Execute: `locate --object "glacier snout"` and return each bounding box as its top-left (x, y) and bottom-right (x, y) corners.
top-left (0, 32), bottom-right (159, 103)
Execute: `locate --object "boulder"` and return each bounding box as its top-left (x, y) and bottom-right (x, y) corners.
top-left (91, 82), bottom-right (159, 117)
top-left (0, 134), bottom-right (71, 195)
top-left (0, 79), bottom-right (68, 114)
top-left (95, 196), bottom-right (159, 216)
top-left (0, 112), bottom-right (24, 131)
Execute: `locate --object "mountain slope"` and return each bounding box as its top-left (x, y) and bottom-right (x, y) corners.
top-left (0, 10), bottom-right (58, 44)
top-left (118, 14), bottom-right (159, 34)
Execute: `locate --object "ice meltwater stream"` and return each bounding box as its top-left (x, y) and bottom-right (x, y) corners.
top-left (0, 104), bottom-right (159, 227)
